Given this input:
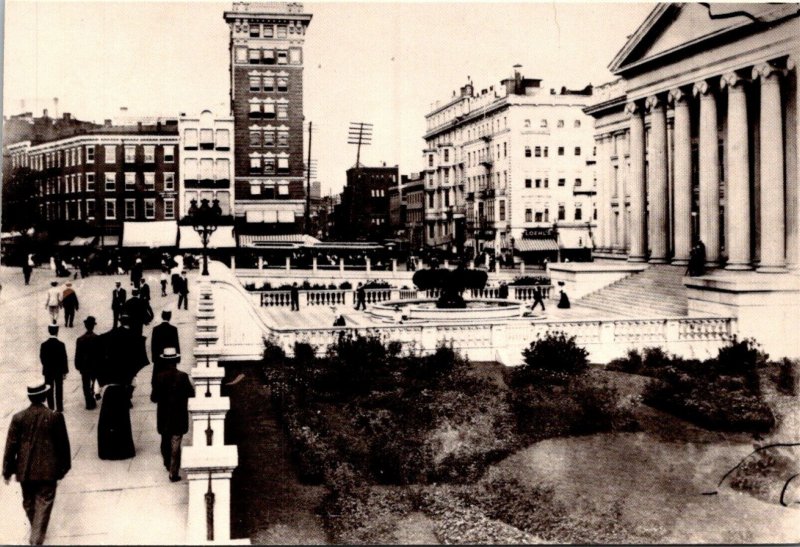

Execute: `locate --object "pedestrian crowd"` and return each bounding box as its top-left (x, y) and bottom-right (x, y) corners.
top-left (3, 264), bottom-right (195, 545)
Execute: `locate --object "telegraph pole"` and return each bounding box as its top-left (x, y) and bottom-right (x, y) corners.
top-left (347, 122), bottom-right (373, 168)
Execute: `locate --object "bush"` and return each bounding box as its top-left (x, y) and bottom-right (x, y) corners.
top-left (513, 332), bottom-right (589, 386)
top-left (339, 281), bottom-right (352, 290)
top-left (509, 275), bottom-right (550, 286)
top-left (775, 358), bottom-right (798, 396)
top-left (607, 348), bottom-right (643, 374)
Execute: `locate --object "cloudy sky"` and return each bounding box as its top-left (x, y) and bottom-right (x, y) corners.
top-left (2, 1), bottom-right (655, 195)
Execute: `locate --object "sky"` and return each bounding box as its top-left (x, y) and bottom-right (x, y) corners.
top-left (2, 1), bottom-right (655, 195)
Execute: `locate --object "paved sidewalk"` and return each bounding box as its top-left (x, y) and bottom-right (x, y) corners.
top-left (0, 266), bottom-right (198, 545)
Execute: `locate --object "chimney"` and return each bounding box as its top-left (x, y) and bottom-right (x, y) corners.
top-left (104, 119), bottom-right (112, 127)
top-left (43, 108), bottom-right (49, 118)
top-left (514, 64), bottom-right (522, 94)
top-left (137, 121), bottom-right (143, 132)
top-left (63, 112), bottom-right (71, 121)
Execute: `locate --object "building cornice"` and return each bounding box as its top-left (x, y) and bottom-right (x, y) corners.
top-left (25, 134), bottom-right (180, 154)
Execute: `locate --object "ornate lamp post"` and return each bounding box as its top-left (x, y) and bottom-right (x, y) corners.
top-left (187, 198), bottom-right (222, 276)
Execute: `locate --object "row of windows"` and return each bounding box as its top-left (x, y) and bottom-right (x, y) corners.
top-left (523, 204), bottom-right (586, 222)
top-left (248, 102), bottom-right (289, 119)
top-left (183, 129), bottom-right (230, 150)
top-left (525, 146), bottom-right (582, 158)
top-left (249, 75), bottom-right (289, 93)
top-left (28, 144), bottom-right (175, 171)
top-left (41, 197), bottom-right (175, 221)
top-left (184, 159), bottom-right (230, 181)
top-left (523, 177), bottom-right (583, 189)
top-left (248, 182), bottom-right (291, 197)
top-left (247, 23), bottom-right (302, 39)
top-left (37, 172), bottom-right (175, 195)
top-left (249, 129), bottom-right (289, 147)
top-left (249, 156), bottom-right (290, 175)
top-left (235, 47), bottom-right (301, 65)
top-left (370, 189), bottom-right (386, 198)
top-left (524, 118), bottom-right (582, 129)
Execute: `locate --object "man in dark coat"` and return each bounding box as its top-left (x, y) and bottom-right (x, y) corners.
top-left (111, 281), bottom-right (127, 328)
top-left (139, 277), bottom-right (151, 303)
top-left (150, 310), bottom-right (181, 402)
top-left (75, 316), bottom-right (100, 410)
top-left (152, 348), bottom-right (194, 481)
top-left (177, 271), bottom-right (190, 311)
top-left (22, 262), bottom-right (33, 285)
top-left (130, 258), bottom-right (143, 288)
top-left (123, 288), bottom-right (154, 336)
top-left (3, 383), bottom-right (72, 545)
top-left (355, 282), bottom-right (366, 310)
top-left (39, 325), bottom-right (68, 412)
top-left (290, 282), bottom-right (299, 311)
top-left (61, 282), bottom-right (79, 328)
top-left (531, 286), bottom-right (546, 312)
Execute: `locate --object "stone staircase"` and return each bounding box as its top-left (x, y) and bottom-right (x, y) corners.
top-left (576, 264), bottom-right (689, 317)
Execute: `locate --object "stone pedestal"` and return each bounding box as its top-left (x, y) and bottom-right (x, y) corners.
top-left (188, 396), bottom-right (230, 446)
top-left (183, 445), bottom-right (238, 544)
top-left (191, 366), bottom-right (226, 398)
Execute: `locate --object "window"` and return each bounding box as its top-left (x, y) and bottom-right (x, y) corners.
top-left (144, 198), bottom-right (155, 219)
top-left (534, 146), bottom-right (541, 157)
top-left (558, 147), bottom-right (565, 156)
top-left (250, 157), bottom-right (262, 174)
top-left (443, 149), bottom-right (449, 162)
top-left (248, 48), bottom-right (261, 64)
top-left (277, 25), bottom-right (287, 38)
top-left (214, 129), bottom-right (230, 150)
top-left (534, 178), bottom-right (541, 188)
top-left (125, 172), bottom-right (136, 189)
top-left (261, 49), bottom-right (275, 64)
top-left (164, 145), bottom-right (175, 162)
top-left (76, 174), bottom-right (83, 193)
top-left (428, 193), bottom-right (434, 208)
top-left (535, 211), bottom-right (543, 222)
top-left (235, 46), bottom-right (248, 63)
top-left (277, 104), bottom-right (288, 119)
top-left (250, 184), bottom-right (261, 196)
top-left (544, 146), bottom-right (549, 157)
top-left (264, 129), bottom-right (276, 147)
top-left (277, 50), bottom-right (288, 64)
top-left (124, 146), bottom-right (135, 163)
top-left (249, 76), bottom-right (261, 92)
top-left (184, 159), bottom-right (198, 181)
top-left (525, 209), bottom-right (532, 222)
top-left (200, 159), bottom-right (213, 181)
top-left (264, 158), bottom-right (276, 174)
top-left (104, 145), bottom-right (116, 164)
top-left (263, 76), bottom-right (275, 91)
top-left (503, 142), bottom-right (507, 157)
top-left (540, 119), bottom-right (548, 128)
top-left (524, 119), bottom-right (531, 128)
top-left (185, 129), bottom-right (198, 149)
top-left (277, 130), bottom-right (289, 147)
top-left (558, 178), bottom-right (566, 186)
top-left (575, 146), bottom-right (581, 156)
top-left (164, 198), bottom-right (175, 220)
top-left (575, 204), bottom-right (583, 221)
top-left (144, 172), bottom-right (155, 187)
top-left (263, 103), bottom-right (275, 118)
top-left (525, 146), bottom-right (531, 158)
top-left (429, 224), bottom-right (435, 238)
top-left (200, 129), bottom-right (214, 150)
top-left (86, 173), bottom-right (95, 191)
top-left (557, 119), bottom-right (564, 128)
top-left (558, 204), bottom-right (565, 221)
top-left (277, 77), bottom-right (288, 92)
top-left (144, 146), bottom-right (155, 163)
top-left (277, 157), bottom-right (289, 172)
top-left (289, 48), bottom-right (302, 64)
top-left (214, 159), bottom-right (230, 181)
top-left (525, 179), bottom-right (532, 188)
top-left (263, 24), bottom-right (274, 38)
top-left (105, 172), bottom-right (116, 191)
top-left (428, 154), bottom-right (434, 168)
top-left (250, 130), bottom-right (262, 147)
top-left (164, 172), bottom-right (175, 191)
top-left (125, 199), bottom-right (136, 219)
top-left (249, 103), bottom-right (262, 118)
top-left (249, 25), bottom-right (260, 37)
top-left (575, 178), bottom-right (582, 187)
top-left (544, 178), bottom-right (549, 188)
top-left (499, 201), bottom-right (506, 221)
top-left (87, 199), bottom-right (96, 219)
top-left (574, 120), bottom-right (581, 128)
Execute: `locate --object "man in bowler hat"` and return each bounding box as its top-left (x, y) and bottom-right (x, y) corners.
top-left (152, 348), bottom-right (194, 481)
top-left (150, 310), bottom-right (180, 402)
top-left (39, 325), bottom-right (68, 412)
top-left (75, 316), bottom-right (100, 409)
top-left (3, 383), bottom-right (71, 545)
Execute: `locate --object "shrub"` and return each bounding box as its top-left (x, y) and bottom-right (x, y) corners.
top-left (339, 281), bottom-right (352, 289)
top-left (710, 337), bottom-right (767, 392)
top-left (775, 358), bottom-right (798, 396)
top-left (607, 348), bottom-right (643, 374)
top-left (513, 332), bottom-right (589, 386)
top-left (509, 275), bottom-right (550, 286)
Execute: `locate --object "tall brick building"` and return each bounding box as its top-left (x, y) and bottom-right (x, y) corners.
top-left (223, 2), bottom-right (312, 234)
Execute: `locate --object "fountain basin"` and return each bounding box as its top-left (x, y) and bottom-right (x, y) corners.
top-left (369, 298), bottom-right (524, 322)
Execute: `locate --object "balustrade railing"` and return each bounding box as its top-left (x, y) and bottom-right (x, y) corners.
top-left (363, 288), bottom-right (393, 304)
top-left (306, 289), bottom-right (347, 306)
top-left (258, 291), bottom-right (292, 307)
top-left (512, 285), bottom-right (552, 300)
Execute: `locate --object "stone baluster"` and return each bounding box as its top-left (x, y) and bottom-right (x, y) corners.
top-left (753, 62), bottom-right (787, 272)
top-left (625, 101), bottom-right (647, 262)
top-left (646, 94), bottom-right (669, 263)
top-left (669, 88), bottom-right (692, 265)
top-left (721, 71), bottom-right (752, 270)
top-left (693, 80), bottom-right (721, 267)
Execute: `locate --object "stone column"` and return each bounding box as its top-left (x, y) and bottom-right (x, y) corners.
top-left (693, 80), bottom-right (721, 267)
top-left (604, 135), bottom-right (615, 252)
top-left (786, 58), bottom-right (800, 271)
top-left (753, 62), bottom-right (786, 272)
top-left (626, 101), bottom-right (647, 262)
top-left (721, 71), bottom-right (752, 270)
top-left (669, 88), bottom-right (693, 265)
top-left (594, 136), bottom-right (607, 251)
top-left (285, 255), bottom-right (291, 271)
top-left (646, 94), bottom-right (669, 263)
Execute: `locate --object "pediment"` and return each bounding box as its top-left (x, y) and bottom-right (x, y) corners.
top-left (609, 3), bottom-right (791, 75)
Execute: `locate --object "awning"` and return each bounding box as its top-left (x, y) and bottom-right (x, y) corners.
top-left (238, 233), bottom-right (320, 248)
top-left (558, 228), bottom-right (593, 249)
top-left (179, 226), bottom-right (236, 249)
top-left (122, 221), bottom-right (177, 248)
top-left (516, 238), bottom-right (559, 252)
top-left (58, 240), bottom-right (72, 247)
top-left (99, 235), bottom-right (120, 247)
top-left (70, 236), bottom-right (97, 247)
top-left (310, 242), bottom-right (383, 250)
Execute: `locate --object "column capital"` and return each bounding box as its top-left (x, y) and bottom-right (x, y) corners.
top-left (624, 101), bottom-right (644, 117)
top-left (692, 80), bottom-right (715, 97)
top-left (668, 87), bottom-right (690, 105)
top-left (752, 62), bottom-right (785, 81)
top-left (645, 95), bottom-right (666, 111)
top-left (720, 71), bottom-right (748, 89)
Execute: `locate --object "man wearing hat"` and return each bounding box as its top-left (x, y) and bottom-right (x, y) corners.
top-left (75, 316), bottom-right (100, 410)
top-left (152, 348), bottom-right (194, 481)
top-left (111, 281), bottom-right (127, 329)
top-left (61, 282), bottom-right (79, 328)
top-left (44, 281), bottom-right (62, 325)
top-left (150, 310), bottom-right (180, 402)
top-left (177, 271), bottom-right (190, 311)
top-left (123, 287), bottom-right (154, 337)
top-left (39, 326), bottom-right (68, 412)
top-left (3, 382), bottom-right (72, 545)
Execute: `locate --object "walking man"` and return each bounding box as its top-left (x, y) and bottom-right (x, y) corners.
top-left (290, 282), bottom-right (300, 311)
top-left (355, 282), bottom-right (366, 311)
top-left (75, 316), bottom-right (100, 410)
top-left (160, 270), bottom-right (168, 297)
top-left (22, 259), bottom-right (33, 285)
top-left (150, 310), bottom-right (180, 402)
top-left (123, 288), bottom-right (154, 337)
top-left (61, 282), bottom-right (79, 328)
top-left (531, 286), bottom-right (546, 312)
top-left (152, 348), bottom-right (194, 482)
top-left (130, 257), bottom-right (143, 289)
top-left (3, 383), bottom-right (72, 545)
top-left (177, 271), bottom-right (189, 311)
top-left (44, 281), bottom-right (62, 325)
top-left (111, 281), bottom-right (127, 329)
top-left (40, 325), bottom-right (68, 412)
top-left (139, 277), bottom-right (151, 303)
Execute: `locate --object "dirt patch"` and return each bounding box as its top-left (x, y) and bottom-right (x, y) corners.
top-left (391, 511), bottom-right (439, 544)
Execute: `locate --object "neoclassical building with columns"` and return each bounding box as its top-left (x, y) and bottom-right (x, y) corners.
top-left (585, 3), bottom-right (799, 357)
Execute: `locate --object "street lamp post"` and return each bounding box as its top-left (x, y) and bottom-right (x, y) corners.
top-left (187, 198), bottom-right (222, 276)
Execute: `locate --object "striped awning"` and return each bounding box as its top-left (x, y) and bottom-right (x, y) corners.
top-left (516, 238), bottom-right (559, 252)
top-left (238, 233), bottom-right (320, 248)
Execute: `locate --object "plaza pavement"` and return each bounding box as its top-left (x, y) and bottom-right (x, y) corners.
top-left (0, 265), bottom-right (199, 545)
